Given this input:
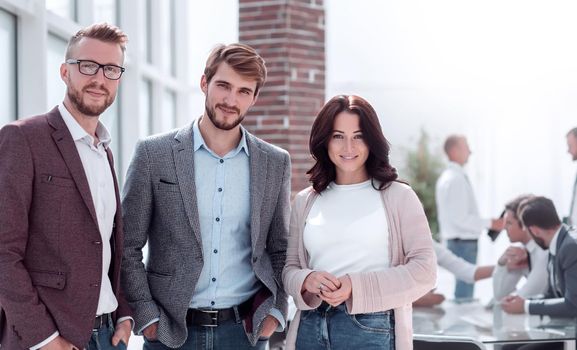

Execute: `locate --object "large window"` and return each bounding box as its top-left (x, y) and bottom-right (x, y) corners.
top-left (140, 0), bottom-right (152, 63)
top-left (46, 34), bottom-right (67, 110)
top-left (0, 9), bottom-right (16, 124)
top-left (46, 0), bottom-right (77, 21)
top-left (160, 90), bottom-right (176, 133)
top-left (160, 0), bottom-right (176, 76)
top-left (94, 0), bottom-right (118, 24)
top-left (140, 79), bottom-right (152, 136)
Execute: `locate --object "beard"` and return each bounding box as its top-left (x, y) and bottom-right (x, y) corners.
top-left (67, 82), bottom-right (114, 117)
top-left (528, 229), bottom-right (549, 250)
top-left (205, 99), bottom-right (244, 131)
top-left (532, 235), bottom-right (548, 250)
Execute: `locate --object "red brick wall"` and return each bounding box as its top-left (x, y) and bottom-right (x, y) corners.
top-left (239, 0), bottom-right (325, 196)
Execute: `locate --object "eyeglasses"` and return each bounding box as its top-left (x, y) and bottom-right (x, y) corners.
top-left (66, 59), bottom-right (125, 80)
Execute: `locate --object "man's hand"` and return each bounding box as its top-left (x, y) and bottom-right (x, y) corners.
top-left (142, 322), bottom-right (159, 341)
top-left (260, 315), bottom-right (279, 338)
top-left (112, 319), bottom-right (132, 346)
top-left (501, 295), bottom-right (526, 314)
top-left (320, 275), bottom-right (352, 307)
top-left (491, 217), bottom-right (505, 231)
top-left (498, 246), bottom-right (528, 271)
top-left (41, 335), bottom-right (77, 350)
top-left (413, 291), bottom-right (445, 307)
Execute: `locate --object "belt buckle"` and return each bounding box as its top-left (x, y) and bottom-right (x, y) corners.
top-left (199, 310), bottom-right (219, 327)
top-left (93, 314), bottom-right (104, 331)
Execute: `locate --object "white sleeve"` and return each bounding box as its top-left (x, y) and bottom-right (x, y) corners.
top-left (492, 263), bottom-right (523, 300)
top-left (516, 248), bottom-right (550, 298)
top-left (434, 242), bottom-right (476, 283)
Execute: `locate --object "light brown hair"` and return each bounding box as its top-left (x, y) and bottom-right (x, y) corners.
top-left (204, 43), bottom-right (267, 95)
top-left (65, 23), bottom-right (128, 60)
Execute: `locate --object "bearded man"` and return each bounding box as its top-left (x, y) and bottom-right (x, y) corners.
top-left (121, 43), bottom-right (290, 349)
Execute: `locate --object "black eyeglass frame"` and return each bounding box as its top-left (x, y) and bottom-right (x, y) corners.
top-left (65, 59), bottom-right (125, 80)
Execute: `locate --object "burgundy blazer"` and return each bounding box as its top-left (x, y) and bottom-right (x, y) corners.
top-left (0, 107), bottom-right (131, 349)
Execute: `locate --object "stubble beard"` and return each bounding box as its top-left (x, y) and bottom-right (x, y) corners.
top-left (205, 99), bottom-right (245, 131)
top-left (67, 82), bottom-right (114, 117)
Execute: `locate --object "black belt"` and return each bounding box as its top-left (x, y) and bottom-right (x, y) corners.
top-left (93, 313), bottom-right (110, 330)
top-left (187, 299), bottom-right (251, 327)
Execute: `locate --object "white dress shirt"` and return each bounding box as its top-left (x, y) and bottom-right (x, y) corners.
top-left (492, 240), bottom-right (549, 300)
top-left (435, 162), bottom-right (490, 240)
top-left (569, 173), bottom-right (577, 226)
top-left (434, 241), bottom-right (476, 283)
top-left (524, 227), bottom-right (561, 313)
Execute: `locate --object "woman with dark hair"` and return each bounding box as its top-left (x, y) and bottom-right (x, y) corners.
top-left (282, 95), bottom-right (436, 350)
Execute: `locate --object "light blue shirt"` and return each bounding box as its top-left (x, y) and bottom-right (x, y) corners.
top-left (190, 118), bottom-right (258, 308)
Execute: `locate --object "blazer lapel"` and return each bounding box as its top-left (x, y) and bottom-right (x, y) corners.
top-left (173, 124), bottom-right (203, 247)
top-left (247, 133), bottom-right (267, 250)
top-left (47, 108), bottom-right (98, 227)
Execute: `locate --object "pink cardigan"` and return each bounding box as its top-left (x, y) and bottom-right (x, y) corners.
top-left (282, 181), bottom-right (437, 350)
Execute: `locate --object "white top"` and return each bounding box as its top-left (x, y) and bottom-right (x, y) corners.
top-left (303, 180), bottom-right (389, 277)
top-left (492, 240), bottom-right (549, 300)
top-left (59, 104), bottom-right (118, 315)
top-left (434, 241), bottom-right (476, 283)
top-left (435, 162), bottom-right (490, 240)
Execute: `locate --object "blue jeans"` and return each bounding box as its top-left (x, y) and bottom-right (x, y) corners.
top-left (296, 303), bottom-right (395, 350)
top-left (447, 239), bottom-right (478, 300)
top-left (143, 319), bottom-right (268, 350)
top-left (85, 317), bottom-right (127, 350)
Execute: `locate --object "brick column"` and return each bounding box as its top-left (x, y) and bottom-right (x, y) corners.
top-left (239, 0), bottom-right (325, 196)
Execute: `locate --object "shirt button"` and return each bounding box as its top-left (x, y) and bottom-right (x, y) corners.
top-left (211, 301), bottom-right (215, 306)
top-left (213, 249), bottom-right (218, 254)
top-left (94, 241), bottom-right (102, 245)
top-left (212, 277), bottom-right (216, 282)
top-left (91, 283), bottom-right (99, 287)
top-left (218, 188), bottom-right (222, 192)
top-left (219, 159), bottom-right (224, 164)
top-left (215, 217), bottom-right (220, 222)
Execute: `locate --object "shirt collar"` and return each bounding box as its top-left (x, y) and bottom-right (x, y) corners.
top-left (58, 103), bottom-right (111, 148)
top-left (448, 161), bottom-right (465, 172)
top-left (549, 226), bottom-right (562, 256)
top-left (192, 117), bottom-right (249, 157)
top-left (525, 238), bottom-right (538, 253)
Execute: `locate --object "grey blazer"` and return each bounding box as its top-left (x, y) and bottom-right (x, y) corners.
top-left (529, 225), bottom-right (577, 318)
top-left (120, 122), bottom-right (290, 347)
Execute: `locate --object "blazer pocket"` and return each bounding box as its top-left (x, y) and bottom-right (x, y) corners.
top-left (157, 179), bottom-right (180, 192)
top-left (41, 174), bottom-right (75, 188)
top-left (30, 270), bottom-right (66, 290)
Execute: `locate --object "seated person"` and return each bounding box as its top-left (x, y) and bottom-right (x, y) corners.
top-left (493, 195), bottom-right (549, 300)
top-left (414, 241), bottom-right (494, 306)
top-left (502, 196), bottom-right (577, 318)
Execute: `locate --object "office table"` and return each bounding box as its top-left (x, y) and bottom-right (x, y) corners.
top-left (413, 300), bottom-right (576, 349)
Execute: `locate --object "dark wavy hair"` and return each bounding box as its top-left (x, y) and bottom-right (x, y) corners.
top-left (307, 95), bottom-right (398, 193)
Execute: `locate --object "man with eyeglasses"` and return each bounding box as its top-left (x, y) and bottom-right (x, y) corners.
top-left (0, 23), bottom-right (132, 350)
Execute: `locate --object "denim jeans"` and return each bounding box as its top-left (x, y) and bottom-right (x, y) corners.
top-left (85, 317), bottom-right (127, 350)
top-left (296, 302), bottom-right (395, 350)
top-left (447, 239), bottom-right (478, 300)
top-left (143, 318), bottom-right (268, 350)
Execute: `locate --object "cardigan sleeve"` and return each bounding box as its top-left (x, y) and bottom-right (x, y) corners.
top-left (282, 189), bottom-right (323, 311)
top-left (346, 184), bottom-right (437, 314)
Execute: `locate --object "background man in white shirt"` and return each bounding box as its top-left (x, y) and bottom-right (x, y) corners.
top-left (565, 127), bottom-right (577, 226)
top-left (493, 195), bottom-right (549, 301)
top-left (435, 135), bottom-right (504, 299)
